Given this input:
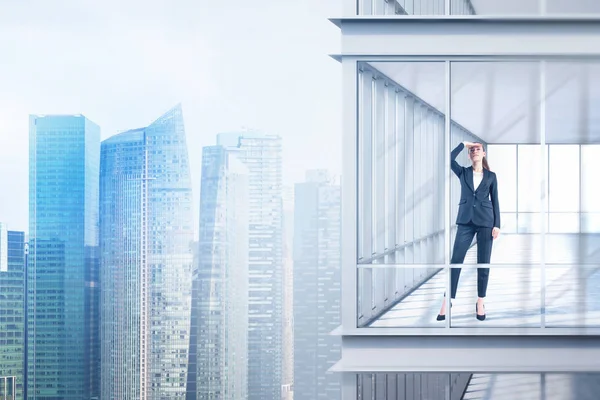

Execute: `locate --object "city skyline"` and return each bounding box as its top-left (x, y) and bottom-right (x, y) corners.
top-left (1, 2), bottom-right (344, 399)
top-left (2, 106), bottom-right (342, 399)
top-left (1, 103), bottom-right (339, 238)
top-left (0, 0), bottom-right (343, 235)
top-left (7, 1), bottom-right (600, 400)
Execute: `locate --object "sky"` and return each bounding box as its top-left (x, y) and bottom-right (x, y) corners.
top-left (0, 0), bottom-right (342, 234)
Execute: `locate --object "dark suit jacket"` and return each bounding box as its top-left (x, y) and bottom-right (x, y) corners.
top-left (451, 143), bottom-right (501, 229)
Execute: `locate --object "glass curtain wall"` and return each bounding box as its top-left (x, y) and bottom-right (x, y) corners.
top-left (449, 62), bottom-right (542, 328)
top-left (357, 62), bottom-right (482, 327)
top-left (356, 60), bottom-right (600, 329)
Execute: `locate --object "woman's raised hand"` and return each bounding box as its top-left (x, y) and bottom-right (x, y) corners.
top-left (463, 141), bottom-right (475, 148)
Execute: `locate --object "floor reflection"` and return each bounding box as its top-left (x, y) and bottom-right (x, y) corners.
top-left (370, 233), bottom-right (600, 328)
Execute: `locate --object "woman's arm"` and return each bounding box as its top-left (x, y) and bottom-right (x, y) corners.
top-left (451, 142), bottom-right (466, 177)
top-left (490, 174), bottom-right (501, 229)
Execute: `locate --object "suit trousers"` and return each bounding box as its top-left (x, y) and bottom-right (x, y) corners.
top-left (450, 221), bottom-right (493, 299)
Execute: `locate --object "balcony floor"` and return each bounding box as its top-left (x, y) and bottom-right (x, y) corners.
top-left (370, 233), bottom-right (600, 328)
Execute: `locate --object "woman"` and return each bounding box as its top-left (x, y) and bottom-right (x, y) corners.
top-left (437, 141), bottom-right (500, 322)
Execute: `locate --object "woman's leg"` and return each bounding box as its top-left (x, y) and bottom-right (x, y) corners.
top-left (450, 224), bottom-right (477, 299)
top-left (439, 224), bottom-right (476, 318)
top-left (476, 227), bottom-right (494, 298)
top-left (475, 226), bottom-right (494, 318)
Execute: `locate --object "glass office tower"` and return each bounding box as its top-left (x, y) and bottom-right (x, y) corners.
top-left (190, 145), bottom-right (249, 399)
top-left (28, 114), bottom-right (100, 399)
top-left (334, 1), bottom-right (600, 398)
top-left (217, 132), bottom-right (283, 400)
top-left (99, 104), bottom-right (194, 400)
top-left (293, 171), bottom-right (341, 400)
top-left (0, 225), bottom-right (26, 400)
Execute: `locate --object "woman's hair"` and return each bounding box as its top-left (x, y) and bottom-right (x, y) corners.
top-left (482, 156), bottom-right (491, 171)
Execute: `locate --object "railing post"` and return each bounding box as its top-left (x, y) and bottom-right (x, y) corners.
top-left (341, 58), bottom-right (359, 330)
top-left (444, 61), bottom-right (452, 329)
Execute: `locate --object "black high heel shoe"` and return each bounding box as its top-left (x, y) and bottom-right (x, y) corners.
top-left (436, 302), bottom-right (452, 321)
top-left (476, 303), bottom-right (486, 321)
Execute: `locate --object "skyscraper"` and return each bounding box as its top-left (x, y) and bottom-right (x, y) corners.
top-left (217, 132), bottom-right (284, 400)
top-left (99, 104), bottom-right (194, 399)
top-left (281, 185), bottom-right (295, 400)
top-left (190, 145), bottom-right (249, 399)
top-left (293, 170), bottom-right (341, 400)
top-left (28, 114), bottom-right (100, 399)
top-left (0, 224), bottom-right (26, 399)
top-left (185, 239), bottom-right (200, 398)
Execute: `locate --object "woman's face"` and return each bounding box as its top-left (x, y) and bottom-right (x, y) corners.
top-left (468, 143), bottom-right (486, 162)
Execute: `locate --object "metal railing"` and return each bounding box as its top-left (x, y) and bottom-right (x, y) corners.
top-left (357, 225), bottom-right (475, 327)
top-left (358, 0), bottom-right (476, 16)
top-left (356, 373), bottom-right (472, 399)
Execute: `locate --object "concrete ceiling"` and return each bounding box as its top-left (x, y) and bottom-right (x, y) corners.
top-left (369, 61), bottom-right (600, 144)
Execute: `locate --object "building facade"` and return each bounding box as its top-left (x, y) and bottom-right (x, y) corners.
top-left (217, 132), bottom-right (284, 400)
top-left (281, 184), bottom-right (294, 400)
top-left (99, 104), bottom-right (194, 399)
top-left (0, 225), bottom-right (26, 399)
top-left (28, 114), bottom-right (100, 399)
top-left (190, 145), bottom-right (249, 399)
top-left (293, 170), bottom-right (341, 400)
top-left (186, 239), bottom-right (200, 399)
top-left (334, 1), bottom-right (600, 398)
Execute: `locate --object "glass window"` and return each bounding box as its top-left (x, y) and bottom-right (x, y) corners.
top-left (547, 0), bottom-right (600, 14)
top-left (549, 145), bottom-right (579, 213)
top-left (546, 61), bottom-right (600, 238)
top-left (518, 145), bottom-right (547, 213)
top-left (581, 146), bottom-right (600, 213)
top-left (356, 59), bottom-right (600, 330)
top-left (357, 61), bottom-right (446, 267)
top-left (488, 145), bottom-right (517, 212)
top-left (581, 145), bottom-right (600, 233)
top-left (488, 145), bottom-right (518, 232)
top-left (357, 62), bottom-right (446, 327)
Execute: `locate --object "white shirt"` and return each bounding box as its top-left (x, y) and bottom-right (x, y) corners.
top-left (473, 170), bottom-right (483, 191)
